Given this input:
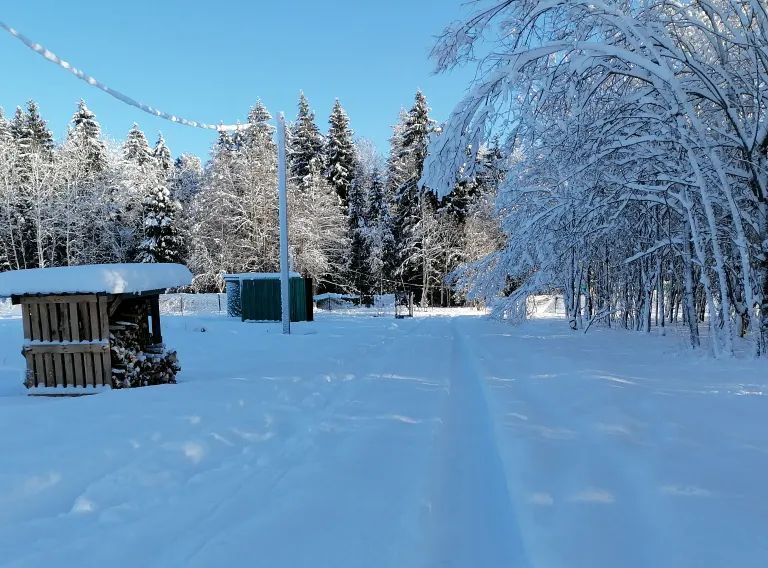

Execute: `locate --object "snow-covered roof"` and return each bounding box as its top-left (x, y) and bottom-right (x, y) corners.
top-left (314, 293), bottom-right (358, 301)
top-left (224, 272), bottom-right (301, 281)
top-left (0, 263), bottom-right (193, 297)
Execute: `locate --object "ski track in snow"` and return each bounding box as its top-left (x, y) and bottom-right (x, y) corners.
top-left (424, 320), bottom-right (528, 567)
top-left (0, 309), bottom-right (766, 567)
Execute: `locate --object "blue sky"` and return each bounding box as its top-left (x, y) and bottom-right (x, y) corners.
top-left (1, 1), bottom-right (475, 160)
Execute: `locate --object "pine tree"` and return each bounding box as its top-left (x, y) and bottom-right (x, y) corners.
top-left (0, 108), bottom-right (12, 144)
top-left (230, 123), bottom-right (247, 151)
top-left (347, 166), bottom-right (371, 296)
top-left (11, 101), bottom-right (54, 171)
top-left (244, 101), bottom-right (273, 151)
top-left (153, 133), bottom-right (172, 175)
top-left (137, 178), bottom-right (182, 263)
top-left (400, 92), bottom-right (431, 170)
top-left (124, 123), bottom-right (152, 165)
top-left (391, 91), bottom-right (436, 296)
top-left (441, 141), bottom-right (506, 223)
top-left (364, 167), bottom-right (395, 293)
top-left (9, 108), bottom-right (26, 143)
top-left (289, 92), bottom-right (324, 190)
top-left (215, 130), bottom-right (234, 154)
top-left (67, 100), bottom-right (107, 173)
top-left (24, 101), bottom-right (54, 158)
top-left (326, 99), bottom-right (356, 208)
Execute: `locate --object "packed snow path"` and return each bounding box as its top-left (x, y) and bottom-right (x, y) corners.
top-left (0, 309), bottom-right (766, 567)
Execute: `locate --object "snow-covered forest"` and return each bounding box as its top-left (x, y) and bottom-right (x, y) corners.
top-left (0, 93), bottom-right (503, 304)
top-left (423, 0), bottom-right (768, 356)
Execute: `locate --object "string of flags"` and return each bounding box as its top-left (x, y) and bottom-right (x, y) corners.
top-left (0, 20), bottom-right (248, 131)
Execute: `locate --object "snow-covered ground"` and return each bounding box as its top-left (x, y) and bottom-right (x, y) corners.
top-left (0, 303), bottom-right (766, 567)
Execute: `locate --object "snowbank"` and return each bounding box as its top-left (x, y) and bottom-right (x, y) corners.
top-left (313, 293), bottom-right (358, 301)
top-left (0, 263), bottom-right (192, 297)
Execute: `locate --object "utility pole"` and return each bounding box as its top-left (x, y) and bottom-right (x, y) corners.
top-left (276, 113), bottom-right (291, 335)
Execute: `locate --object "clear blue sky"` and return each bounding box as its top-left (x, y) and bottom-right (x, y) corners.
top-left (1, 1), bottom-right (475, 160)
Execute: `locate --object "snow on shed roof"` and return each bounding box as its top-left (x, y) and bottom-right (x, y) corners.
top-left (313, 293), bottom-right (358, 301)
top-left (0, 263), bottom-right (193, 297)
top-left (223, 272), bottom-right (301, 281)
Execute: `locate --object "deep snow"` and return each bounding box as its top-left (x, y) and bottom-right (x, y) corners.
top-left (0, 303), bottom-right (766, 567)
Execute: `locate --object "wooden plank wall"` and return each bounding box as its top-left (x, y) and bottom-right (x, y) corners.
top-left (21, 294), bottom-right (112, 389)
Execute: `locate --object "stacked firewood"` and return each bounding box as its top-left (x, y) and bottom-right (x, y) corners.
top-left (110, 299), bottom-right (180, 388)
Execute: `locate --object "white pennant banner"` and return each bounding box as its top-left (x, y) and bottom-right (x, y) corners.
top-left (0, 20), bottom-right (247, 131)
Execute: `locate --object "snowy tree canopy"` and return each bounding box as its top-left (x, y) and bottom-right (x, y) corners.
top-left (424, 0), bottom-right (768, 355)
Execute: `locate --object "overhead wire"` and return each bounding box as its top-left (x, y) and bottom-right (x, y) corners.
top-left (0, 20), bottom-right (247, 131)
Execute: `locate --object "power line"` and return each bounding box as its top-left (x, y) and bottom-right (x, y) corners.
top-left (0, 20), bottom-right (246, 132)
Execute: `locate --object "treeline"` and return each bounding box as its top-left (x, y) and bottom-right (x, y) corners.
top-left (0, 100), bottom-right (185, 269)
top-left (0, 92), bottom-right (504, 304)
top-left (427, 0), bottom-right (768, 355)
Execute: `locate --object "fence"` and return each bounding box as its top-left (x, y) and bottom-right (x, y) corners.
top-left (159, 293), bottom-right (227, 316)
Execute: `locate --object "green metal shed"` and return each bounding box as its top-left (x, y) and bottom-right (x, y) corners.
top-left (224, 273), bottom-right (314, 322)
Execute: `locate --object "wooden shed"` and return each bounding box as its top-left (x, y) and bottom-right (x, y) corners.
top-left (224, 273), bottom-right (314, 323)
top-left (0, 263), bottom-right (192, 393)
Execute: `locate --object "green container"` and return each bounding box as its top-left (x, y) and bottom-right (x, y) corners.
top-left (240, 276), bottom-right (313, 322)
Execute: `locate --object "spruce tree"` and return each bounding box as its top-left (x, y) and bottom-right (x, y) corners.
top-left (124, 123), bottom-right (152, 165)
top-left (153, 133), bottom-right (173, 175)
top-left (0, 108), bottom-right (11, 144)
top-left (10, 107), bottom-right (26, 143)
top-left (347, 167), bottom-right (371, 296)
top-left (245, 101), bottom-right (273, 151)
top-left (326, 99), bottom-right (356, 208)
top-left (137, 178), bottom-right (182, 263)
top-left (391, 91), bottom-right (436, 293)
top-left (67, 100), bottom-right (107, 173)
top-left (400, 92), bottom-right (431, 170)
top-left (24, 101), bottom-right (54, 158)
top-left (365, 167), bottom-right (396, 290)
top-left (289, 93), bottom-right (324, 190)
top-left (440, 142), bottom-right (505, 223)
top-left (230, 123), bottom-right (247, 151)
top-left (215, 130), bottom-right (234, 154)
top-left (11, 101), bottom-right (54, 167)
